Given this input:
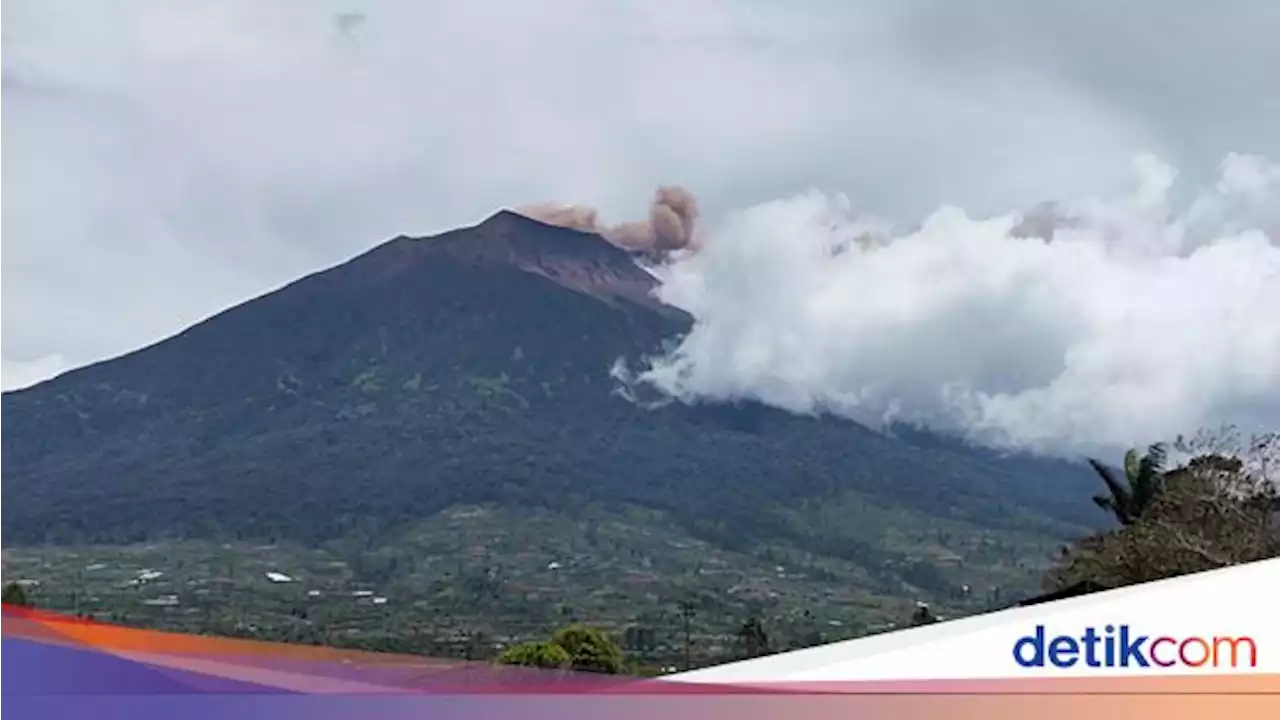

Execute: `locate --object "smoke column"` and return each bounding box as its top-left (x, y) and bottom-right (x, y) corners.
top-left (613, 153), bottom-right (1280, 456)
top-left (518, 186), bottom-right (700, 254)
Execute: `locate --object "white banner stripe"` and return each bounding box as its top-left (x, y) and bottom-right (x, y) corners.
top-left (666, 559), bottom-right (1280, 682)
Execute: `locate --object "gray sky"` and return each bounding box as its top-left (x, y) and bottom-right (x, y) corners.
top-left (3, 0), bottom-right (1278, 450)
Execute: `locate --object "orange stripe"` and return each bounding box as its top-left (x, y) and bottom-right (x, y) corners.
top-left (2, 604), bottom-right (461, 666)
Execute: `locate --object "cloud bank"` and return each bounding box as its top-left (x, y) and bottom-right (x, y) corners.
top-left (616, 154), bottom-right (1280, 455)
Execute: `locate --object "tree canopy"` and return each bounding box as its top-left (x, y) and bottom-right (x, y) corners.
top-left (737, 616), bottom-right (770, 658)
top-left (496, 641), bottom-right (572, 670)
top-left (496, 624), bottom-right (624, 674)
top-left (1050, 432), bottom-right (1278, 591)
top-left (550, 624), bottom-right (625, 674)
top-left (2, 582), bottom-right (32, 607)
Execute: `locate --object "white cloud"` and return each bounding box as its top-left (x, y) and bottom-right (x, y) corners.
top-left (620, 155), bottom-right (1280, 454)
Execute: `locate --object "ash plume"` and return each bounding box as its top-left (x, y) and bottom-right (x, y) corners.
top-left (518, 186), bottom-right (700, 254)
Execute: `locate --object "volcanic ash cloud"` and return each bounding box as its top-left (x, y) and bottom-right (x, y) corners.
top-left (518, 186), bottom-right (700, 254)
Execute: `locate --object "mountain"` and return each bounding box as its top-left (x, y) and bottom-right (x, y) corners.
top-left (1, 211), bottom-right (1103, 573)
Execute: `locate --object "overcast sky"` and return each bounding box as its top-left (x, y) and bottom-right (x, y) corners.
top-left (3, 1), bottom-right (1278, 451)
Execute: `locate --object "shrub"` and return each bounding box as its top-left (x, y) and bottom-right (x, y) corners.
top-left (496, 641), bottom-right (572, 670)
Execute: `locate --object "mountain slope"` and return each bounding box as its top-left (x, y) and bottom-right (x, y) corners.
top-left (1, 211), bottom-right (1102, 563)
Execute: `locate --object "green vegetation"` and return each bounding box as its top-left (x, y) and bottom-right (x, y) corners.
top-left (3, 433), bottom-right (1272, 672)
top-left (736, 617), bottom-right (770, 658)
top-left (1087, 443), bottom-right (1168, 526)
top-left (497, 641), bottom-right (571, 670)
top-left (2, 498), bottom-right (1040, 669)
top-left (1049, 433), bottom-right (1278, 593)
top-left (3, 582), bottom-right (33, 607)
top-left (496, 624), bottom-right (623, 674)
top-left (549, 625), bottom-right (624, 674)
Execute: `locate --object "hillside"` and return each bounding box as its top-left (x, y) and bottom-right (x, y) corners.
top-left (2, 211), bottom-right (1104, 602)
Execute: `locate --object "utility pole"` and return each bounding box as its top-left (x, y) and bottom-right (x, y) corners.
top-left (679, 601), bottom-right (695, 671)
top-left (73, 568), bottom-right (85, 617)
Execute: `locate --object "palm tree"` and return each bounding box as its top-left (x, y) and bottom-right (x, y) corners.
top-left (1088, 443), bottom-right (1167, 525)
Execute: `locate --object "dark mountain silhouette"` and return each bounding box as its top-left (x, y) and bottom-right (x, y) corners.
top-left (1, 211), bottom-right (1101, 556)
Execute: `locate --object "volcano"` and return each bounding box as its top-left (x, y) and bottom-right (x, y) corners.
top-left (2, 211), bottom-right (1100, 564)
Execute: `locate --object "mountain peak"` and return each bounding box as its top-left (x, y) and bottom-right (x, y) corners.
top-left (476, 208), bottom-right (572, 233)
top-left (408, 209), bottom-right (674, 313)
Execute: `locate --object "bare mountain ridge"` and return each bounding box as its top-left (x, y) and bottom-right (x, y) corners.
top-left (346, 210), bottom-right (680, 315)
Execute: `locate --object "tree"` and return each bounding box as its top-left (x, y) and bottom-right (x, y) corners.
top-left (3, 582), bottom-right (32, 607)
top-left (624, 625), bottom-right (657, 652)
top-left (1049, 437), bottom-right (1279, 591)
top-left (909, 602), bottom-right (938, 626)
top-left (1088, 443), bottom-right (1168, 525)
top-left (737, 616), bottom-right (770, 658)
top-left (496, 641), bottom-right (572, 670)
top-left (550, 624), bottom-right (624, 674)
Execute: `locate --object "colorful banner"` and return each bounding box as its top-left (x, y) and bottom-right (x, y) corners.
top-left (5, 560), bottom-right (1278, 718)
